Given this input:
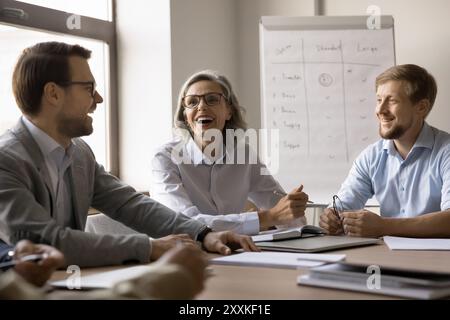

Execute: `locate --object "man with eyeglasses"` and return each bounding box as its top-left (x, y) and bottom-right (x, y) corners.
top-left (319, 64), bottom-right (450, 238)
top-left (0, 41), bottom-right (258, 269)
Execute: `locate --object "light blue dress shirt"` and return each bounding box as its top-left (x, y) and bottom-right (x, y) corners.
top-left (151, 136), bottom-right (306, 235)
top-left (337, 122), bottom-right (450, 217)
top-left (22, 116), bottom-right (75, 227)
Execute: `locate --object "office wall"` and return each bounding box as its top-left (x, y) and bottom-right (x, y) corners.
top-left (170, 0), bottom-right (239, 117)
top-left (236, 0), bottom-right (316, 130)
top-left (116, 0), bottom-right (173, 191)
top-left (323, 0), bottom-right (450, 133)
top-left (170, 0), bottom-right (316, 130)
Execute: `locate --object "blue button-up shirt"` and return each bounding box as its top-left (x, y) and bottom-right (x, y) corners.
top-left (337, 122), bottom-right (450, 217)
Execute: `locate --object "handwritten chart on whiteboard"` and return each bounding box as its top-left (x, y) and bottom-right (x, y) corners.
top-left (260, 16), bottom-right (395, 203)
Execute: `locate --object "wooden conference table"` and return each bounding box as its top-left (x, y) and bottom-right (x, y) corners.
top-left (50, 242), bottom-right (450, 299)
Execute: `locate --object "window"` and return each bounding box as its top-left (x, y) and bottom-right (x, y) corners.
top-left (18, 0), bottom-right (112, 21)
top-left (0, 0), bottom-right (118, 173)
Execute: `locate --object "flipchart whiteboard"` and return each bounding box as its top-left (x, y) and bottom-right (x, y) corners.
top-left (259, 16), bottom-right (395, 204)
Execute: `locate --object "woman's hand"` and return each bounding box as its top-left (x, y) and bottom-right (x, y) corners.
top-left (258, 185), bottom-right (309, 230)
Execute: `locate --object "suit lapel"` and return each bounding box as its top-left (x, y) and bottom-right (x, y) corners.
top-left (11, 119), bottom-right (56, 215)
top-left (12, 119), bottom-right (91, 230)
top-left (69, 143), bottom-right (89, 231)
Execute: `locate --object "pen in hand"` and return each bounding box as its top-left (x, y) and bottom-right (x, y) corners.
top-left (0, 253), bottom-right (46, 271)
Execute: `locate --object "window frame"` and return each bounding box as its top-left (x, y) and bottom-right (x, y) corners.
top-left (0, 0), bottom-right (119, 175)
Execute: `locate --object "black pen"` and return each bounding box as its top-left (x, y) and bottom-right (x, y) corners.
top-left (0, 253), bottom-right (46, 270)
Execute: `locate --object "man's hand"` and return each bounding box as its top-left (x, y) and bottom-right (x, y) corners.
top-left (156, 244), bottom-right (208, 296)
top-left (258, 185), bottom-right (309, 230)
top-left (319, 208), bottom-right (344, 235)
top-left (150, 234), bottom-right (197, 261)
top-left (202, 231), bottom-right (260, 255)
top-left (13, 240), bottom-right (65, 287)
top-left (341, 210), bottom-right (386, 237)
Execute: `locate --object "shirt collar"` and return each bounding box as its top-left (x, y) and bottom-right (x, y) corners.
top-left (184, 135), bottom-right (233, 166)
top-left (382, 140), bottom-right (394, 155)
top-left (412, 122), bottom-right (434, 150)
top-left (22, 116), bottom-right (74, 164)
top-left (382, 122), bottom-right (434, 155)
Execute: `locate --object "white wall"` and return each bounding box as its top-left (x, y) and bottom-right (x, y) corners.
top-left (323, 0), bottom-right (450, 133)
top-left (236, 0), bottom-right (316, 129)
top-left (116, 0), bottom-right (173, 191)
top-left (170, 0), bottom-right (316, 129)
top-left (170, 0), bottom-right (239, 116)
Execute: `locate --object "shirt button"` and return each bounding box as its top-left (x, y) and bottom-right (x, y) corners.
top-left (401, 209), bottom-right (405, 213)
top-left (400, 187), bottom-right (405, 191)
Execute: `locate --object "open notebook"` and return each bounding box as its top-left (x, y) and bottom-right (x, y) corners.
top-left (256, 236), bottom-right (380, 253)
top-left (252, 225), bottom-right (326, 242)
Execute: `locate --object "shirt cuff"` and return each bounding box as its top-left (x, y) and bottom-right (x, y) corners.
top-left (132, 235), bottom-right (152, 263)
top-left (182, 206), bottom-right (202, 217)
top-left (441, 200), bottom-right (450, 211)
top-left (243, 211), bottom-right (260, 235)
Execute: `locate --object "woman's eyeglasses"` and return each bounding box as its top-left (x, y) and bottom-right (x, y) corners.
top-left (182, 93), bottom-right (227, 109)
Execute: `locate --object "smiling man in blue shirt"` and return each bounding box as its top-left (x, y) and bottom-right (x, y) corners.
top-left (320, 64), bottom-right (450, 238)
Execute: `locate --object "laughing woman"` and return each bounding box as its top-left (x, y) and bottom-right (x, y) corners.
top-left (151, 70), bottom-right (309, 235)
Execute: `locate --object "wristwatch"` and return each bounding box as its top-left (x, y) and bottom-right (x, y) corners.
top-left (196, 226), bottom-right (213, 243)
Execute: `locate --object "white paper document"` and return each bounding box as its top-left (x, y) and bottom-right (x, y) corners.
top-left (51, 265), bottom-right (153, 289)
top-left (384, 236), bottom-right (450, 251)
top-left (211, 252), bottom-right (345, 269)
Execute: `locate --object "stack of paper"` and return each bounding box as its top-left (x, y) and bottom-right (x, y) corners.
top-left (384, 236), bottom-right (450, 250)
top-left (211, 252), bottom-right (346, 269)
top-left (298, 262), bottom-right (450, 299)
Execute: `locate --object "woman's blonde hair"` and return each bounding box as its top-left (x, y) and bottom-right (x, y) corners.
top-left (174, 70), bottom-right (247, 131)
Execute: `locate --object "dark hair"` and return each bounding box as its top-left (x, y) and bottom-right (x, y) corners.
top-left (12, 41), bottom-right (91, 116)
top-left (376, 64), bottom-right (438, 111)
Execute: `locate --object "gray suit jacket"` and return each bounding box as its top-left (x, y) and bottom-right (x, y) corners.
top-left (0, 119), bottom-right (206, 267)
